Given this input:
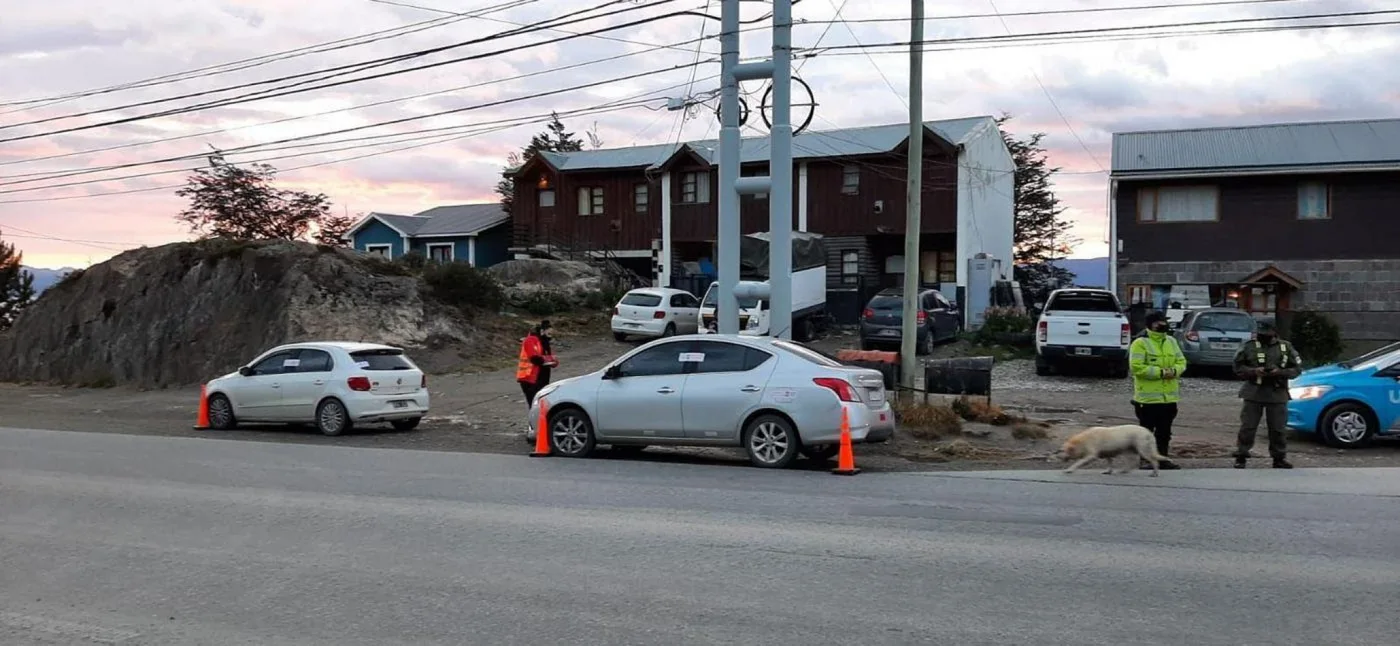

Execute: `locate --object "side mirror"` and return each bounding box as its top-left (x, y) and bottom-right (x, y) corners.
top-left (238, 366), bottom-right (254, 377)
top-left (1033, 302), bottom-right (1045, 310)
top-left (602, 365), bottom-right (623, 380)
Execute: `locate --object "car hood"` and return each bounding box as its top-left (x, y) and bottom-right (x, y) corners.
top-left (1292, 364), bottom-right (1354, 385)
top-left (209, 371), bottom-right (240, 384)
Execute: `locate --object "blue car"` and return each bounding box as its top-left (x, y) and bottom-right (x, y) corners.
top-left (1287, 342), bottom-right (1400, 448)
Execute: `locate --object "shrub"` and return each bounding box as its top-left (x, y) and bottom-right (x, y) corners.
top-left (422, 261), bottom-right (504, 311)
top-left (974, 306), bottom-right (1034, 347)
top-left (359, 254), bottom-right (412, 277)
top-left (893, 401), bottom-right (963, 440)
top-left (397, 250), bottom-right (427, 272)
top-left (1289, 309), bottom-right (1344, 366)
top-left (1010, 421), bottom-right (1051, 440)
top-left (581, 287), bottom-right (626, 312)
top-left (520, 292), bottom-right (573, 316)
top-left (950, 396), bottom-right (1019, 426)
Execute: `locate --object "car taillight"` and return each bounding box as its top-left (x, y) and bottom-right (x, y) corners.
top-left (347, 376), bottom-right (372, 391)
top-left (862, 308), bottom-right (874, 320)
top-left (1185, 330), bottom-right (1199, 342)
top-left (653, 310), bottom-right (666, 319)
top-left (916, 310), bottom-right (927, 324)
top-left (421, 374), bottom-right (428, 388)
top-left (813, 377), bottom-right (859, 402)
top-left (613, 306), bottom-right (619, 315)
top-left (1037, 320), bottom-right (1048, 343)
top-left (1120, 323), bottom-right (1131, 345)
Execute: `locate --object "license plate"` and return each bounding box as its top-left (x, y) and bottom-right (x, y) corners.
top-left (625, 323), bottom-right (640, 328)
top-left (1074, 347), bottom-right (1092, 356)
top-left (869, 389), bottom-right (885, 403)
top-left (1211, 342), bottom-right (1237, 351)
top-left (879, 329), bottom-right (899, 337)
top-left (391, 401), bottom-right (409, 409)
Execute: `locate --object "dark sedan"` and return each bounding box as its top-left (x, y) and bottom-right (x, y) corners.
top-left (858, 288), bottom-right (961, 354)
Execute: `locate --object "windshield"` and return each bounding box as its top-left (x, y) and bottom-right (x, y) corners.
top-left (1193, 312), bottom-right (1256, 332)
top-left (772, 339), bottom-right (844, 368)
top-left (701, 285), bottom-right (759, 310)
top-left (1045, 292), bottom-right (1120, 313)
top-left (1339, 341), bottom-right (1400, 369)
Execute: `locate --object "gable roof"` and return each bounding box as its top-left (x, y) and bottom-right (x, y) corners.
top-left (410, 203), bottom-right (509, 236)
top-left (532, 116), bottom-right (997, 173)
top-left (344, 211), bottom-right (429, 239)
top-left (1112, 117), bottom-right (1400, 176)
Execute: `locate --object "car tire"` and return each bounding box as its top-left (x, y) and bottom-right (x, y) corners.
top-left (662, 323), bottom-right (676, 337)
top-left (743, 414), bottom-right (801, 469)
top-left (919, 332), bottom-right (935, 356)
top-left (549, 407), bottom-right (597, 458)
top-left (613, 332), bottom-right (627, 342)
top-left (206, 393), bottom-right (237, 430)
top-left (391, 417), bottom-right (421, 431)
top-left (795, 317), bottom-right (815, 342)
top-left (1110, 363), bottom-right (1129, 379)
top-left (315, 398), bottom-right (353, 436)
top-left (1319, 402), bottom-right (1377, 449)
top-left (800, 444), bottom-right (840, 462)
top-left (1034, 355), bottom-right (1052, 377)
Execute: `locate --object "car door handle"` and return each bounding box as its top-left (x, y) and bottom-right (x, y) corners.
top-left (656, 387), bottom-right (675, 394)
top-left (312, 380), bottom-right (325, 386)
top-left (271, 383), bottom-right (281, 388)
top-left (740, 385), bottom-right (761, 392)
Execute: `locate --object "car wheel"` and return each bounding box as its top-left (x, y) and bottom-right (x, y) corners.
top-left (315, 398), bottom-right (353, 436)
top-left (206, 393), bottom-right (237, 430)
top-left (549, 407), bottom-right (597, 458)
top-left (743, 414), bottom-right (801, 469)
top-left (391, 417), bottom-right (421, 431)
top-left (1034, 356), bottom-right (1052, 377)
top-left (1320, 403), bottom-right (1376, 449)
top-left (800, 444), bottom-right (840, 462)
top-left (919, 332), bottom-right (935, 356)
top-left (662, 323), bottom-right (676, 337)
top-left (795, 318), bottom-right (815, 342)
top-left (613, 332), bottom-right (627, 342)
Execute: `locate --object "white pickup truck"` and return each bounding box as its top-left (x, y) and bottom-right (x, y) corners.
top-left (1034, 288), bottom-right (1131, 378)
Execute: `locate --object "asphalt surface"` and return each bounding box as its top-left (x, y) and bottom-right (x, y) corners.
top-left (2, 427), bottom-right (1398, 646)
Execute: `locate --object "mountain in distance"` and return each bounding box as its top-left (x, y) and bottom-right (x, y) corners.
top-left (21, 266), bottom-right (77, 294)
top-left (1051, 257), bottom-right (1109, 289)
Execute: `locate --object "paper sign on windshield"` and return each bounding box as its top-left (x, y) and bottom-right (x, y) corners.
top-left (678, 352), bottom-right (705, 363)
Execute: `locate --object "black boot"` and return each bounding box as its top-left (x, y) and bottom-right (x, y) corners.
top-left (1234, 456), bottom-right (1247, 469)
top-left (1272, 458), bottom-right (1293, 469)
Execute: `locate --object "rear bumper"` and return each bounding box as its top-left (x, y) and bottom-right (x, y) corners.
top-left (802, 403), bottom-right (896, 445)
top-left (611, 316), bottom-right (668, 337)
top-left (345, 393), bottom-right (430, 421)
top-left (1182, 348), bottom-right (1237, 366)
top-left (1039, 345), bottom-right (1127, 361)
top-left (859, 322), bottom-right (929, 345)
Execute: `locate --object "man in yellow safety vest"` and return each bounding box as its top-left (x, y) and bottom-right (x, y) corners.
top-left (1129, 311), bottom-right (1187, 470)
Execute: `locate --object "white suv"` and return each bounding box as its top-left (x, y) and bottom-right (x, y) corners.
top-left (204, 342), bottom-right (430, 436)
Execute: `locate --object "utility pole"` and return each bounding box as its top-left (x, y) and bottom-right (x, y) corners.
top-left (718, 0), bottom-right (794, 336)
top-left (899, 0), bottom-right (925, 395)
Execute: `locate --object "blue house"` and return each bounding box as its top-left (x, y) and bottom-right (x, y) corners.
top-left (343, 203), bottom-right (512, 268)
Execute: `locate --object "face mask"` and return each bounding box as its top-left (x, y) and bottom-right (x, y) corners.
top-left (1257, 333), bottom-right (1275, 343)
top-left (1150, 323), bottom-right (1167, 333)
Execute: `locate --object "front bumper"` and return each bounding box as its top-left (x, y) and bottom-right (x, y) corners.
top-left (1286, 399), bottom-right (1324, 434)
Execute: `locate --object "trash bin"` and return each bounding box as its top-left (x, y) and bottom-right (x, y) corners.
top-left (923, 356), bottom-right (993, 399)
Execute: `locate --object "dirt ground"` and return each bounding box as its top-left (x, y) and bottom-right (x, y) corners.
top-left (1, 321), bottom-right (1395, 473)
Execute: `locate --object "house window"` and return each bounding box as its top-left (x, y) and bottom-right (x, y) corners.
top-left (365, 244), bottom-right (392, 259)
top-left (577, 187), bottom-right (604, 215)
top-left (1137, 186), bottom-right (1218, 223)
top-left (1127, 285), bottom-right (1151, 305)
top-left (538, 189), bottom-right (555, 208)
top-left (680, 171), bottom-right (710, 204)
top-left (841, 165), bottom-right (859, 195)
top-left (634, 183), bottom-right (649, 213)
top-left (1297, 181), bottom-right (1329, 220)
top-left (427, 243), bottom-right (453, 263)
top-left (840, 250), bottom-right (860, 285)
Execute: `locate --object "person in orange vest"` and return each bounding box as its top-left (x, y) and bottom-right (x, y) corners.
top-left (516, 320), bottom-right (558, 407)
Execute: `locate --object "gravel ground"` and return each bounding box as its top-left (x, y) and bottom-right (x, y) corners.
top-left (1, 326), bottom-right (1395, 472)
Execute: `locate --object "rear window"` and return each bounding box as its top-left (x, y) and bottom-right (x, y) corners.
top-left (868, 294), bottom-right (903, 309)
top-left (1193, 313), bottom-right (1255, 332)
top-left (1045, 292), bottom-right (1120, 313)
top-left (772, 340), bottom-right (844, 368)
top-left (350, 349), bottom-right (414, 371)
top-left (620, 292), bottom-right (663, 307)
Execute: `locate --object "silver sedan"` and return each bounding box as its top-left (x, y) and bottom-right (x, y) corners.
top-left (525, 334), bottom-right (896, 468)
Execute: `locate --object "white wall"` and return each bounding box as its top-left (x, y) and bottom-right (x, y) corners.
top-left (953, 118), bottom-right (1016, 288)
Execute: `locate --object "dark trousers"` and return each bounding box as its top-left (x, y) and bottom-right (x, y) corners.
top-left (1236, 400), bottom-right (1288, 459)
top-left (520, 381), bottom-right (543, 407)
top-left (1133, 401), bottom-right (1178, 458)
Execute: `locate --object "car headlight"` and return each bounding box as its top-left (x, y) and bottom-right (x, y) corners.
top-left (1289, 385), bottom-right (1331, 401)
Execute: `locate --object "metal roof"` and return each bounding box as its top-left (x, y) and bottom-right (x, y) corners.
top-left (537, 116), bottom-right (996, 172)
top-left (1112, 118), bottom-right (1400, 175)
top-left (367, 212), bottom-right (429, 235)
top-left (410, 203), bottom-right (509, 236)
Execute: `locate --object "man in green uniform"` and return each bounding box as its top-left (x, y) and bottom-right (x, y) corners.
top-left (1129, 311), bottom-right (1187, 470)
top-left (1232, 320), bottom-right (1303, 469)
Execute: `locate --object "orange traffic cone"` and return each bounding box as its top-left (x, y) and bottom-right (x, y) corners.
top-left (832, 406), bottom-right (860, 476)
top-left (529, 399), bottom-right (551, 457)
top-left (193, 384), bottom-right (211, 430)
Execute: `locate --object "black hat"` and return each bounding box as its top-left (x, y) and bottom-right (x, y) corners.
top-left (539, 319), bottom-right (552, 330)
top-left (1256, 319), bottom-right (1276, 333)
top-left (1144, 311), bottom-right (1168, 326)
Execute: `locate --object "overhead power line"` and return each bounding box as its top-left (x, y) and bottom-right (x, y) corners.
top-left (804, 0), bottom-right (1331, 26)
top-left (0, 0), bottom-right (541, 114)
top-left (367, 0), bottom-right (701, 54)
top-left (0, 0), bottom-right (672, 138)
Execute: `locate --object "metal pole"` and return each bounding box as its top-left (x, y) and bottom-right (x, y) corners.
top-left (768, 0), bottom-right (793, 339)
top-left (716, 0), bottom-right (742, 334)
top-left (899, 0), bottom-right (925, 394)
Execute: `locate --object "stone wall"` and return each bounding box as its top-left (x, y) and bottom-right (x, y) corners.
top-left (1118, 259), bottom-right (1400, 341)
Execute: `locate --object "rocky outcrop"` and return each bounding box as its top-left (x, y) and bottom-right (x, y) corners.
top-left (0, 239), bottom-right (473, 388)
top-left (486, 258), bottom-right (609, 308)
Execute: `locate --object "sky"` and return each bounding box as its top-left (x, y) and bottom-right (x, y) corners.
top-left (1, 0), bottom-right (1396, 268)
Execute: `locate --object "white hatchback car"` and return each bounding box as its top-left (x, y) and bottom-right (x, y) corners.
top-left (204, 342), bottom-right (430, 436)
top-left (525, 334), bottom-right (895, 468)
top-left (611, 287), bottom-right (701, 341)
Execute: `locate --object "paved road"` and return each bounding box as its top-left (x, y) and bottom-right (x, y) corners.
top-left (2, 428), bottom-right (1398, 646)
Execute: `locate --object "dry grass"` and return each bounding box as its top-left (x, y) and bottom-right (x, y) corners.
top-left (1010, 421), bottom-right (1052, 440)
top-left (950, 397), bottom-right (1025, 427)
top-left (903, 440), bottom-right (1027, 463)
top-left (893, 401), bottom-right (964, 440)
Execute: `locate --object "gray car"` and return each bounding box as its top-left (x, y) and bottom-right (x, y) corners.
top-left (1174, 308), bottom-right (1258, 369)
top-left (524, 334), bottom-right (896, 469)
top-left (859, 288), bottom-right (961, 354)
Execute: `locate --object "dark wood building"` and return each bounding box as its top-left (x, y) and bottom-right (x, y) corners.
top-left (1110, 117), bottom-right (1400, 340)
top-left (507, 117), bottom-right (1015, 321)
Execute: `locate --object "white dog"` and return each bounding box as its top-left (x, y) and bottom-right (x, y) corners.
top-left (1049, 424), bottom-right (1170, 477)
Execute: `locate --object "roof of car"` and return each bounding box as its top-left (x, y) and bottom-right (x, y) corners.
top-left (626, 287), bottom-right (691, 296)
top-left (271, 341), bottom-right (404, 353)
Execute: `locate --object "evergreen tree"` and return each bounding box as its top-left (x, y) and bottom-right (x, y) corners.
top-left (0, 228), bottom-right (37, 330)
top-left (495, 112), bottom-right (585, 215)
top-left (997, 115), bottom-right (1079, 306)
